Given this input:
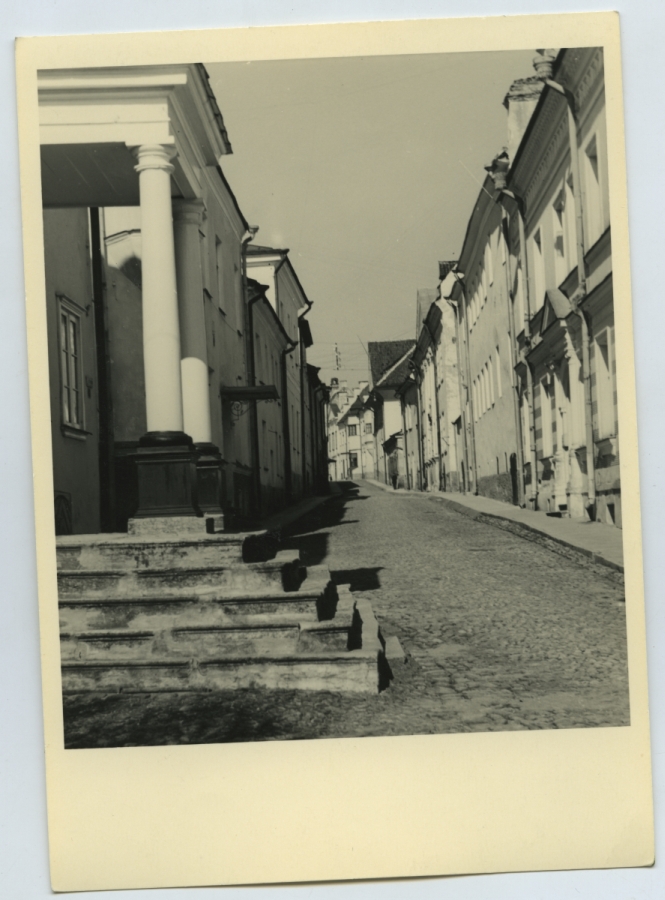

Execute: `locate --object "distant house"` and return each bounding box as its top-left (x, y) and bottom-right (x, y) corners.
top-left (367, 341), bottom-right (416, 488)
top-left (326, 379), bottom-right (368, 481)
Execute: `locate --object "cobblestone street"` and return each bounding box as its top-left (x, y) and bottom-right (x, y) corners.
top-left (64, 481), bottom-right (630, 746)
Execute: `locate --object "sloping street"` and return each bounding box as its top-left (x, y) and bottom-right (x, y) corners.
top-left (64, 481), bottom-right (629, 746)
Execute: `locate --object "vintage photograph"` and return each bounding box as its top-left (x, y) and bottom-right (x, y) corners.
top-left (38, 45), bottom-right (629, 750)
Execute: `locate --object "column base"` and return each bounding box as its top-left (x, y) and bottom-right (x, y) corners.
top-left (195, 442), bottom-right (226, 530)
top-left (133, 431), bottom-right (201, 521)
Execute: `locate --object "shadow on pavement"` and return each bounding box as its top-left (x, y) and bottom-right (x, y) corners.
top-left (331, 567), bottom-right (383, 592)
top-left (278, 482), bottom-right (369, 566)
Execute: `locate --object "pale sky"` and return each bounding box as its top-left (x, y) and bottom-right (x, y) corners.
top-left (208, 50), bottom-right (535, 383)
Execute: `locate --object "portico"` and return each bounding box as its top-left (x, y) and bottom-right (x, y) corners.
top-left (39, 65), bottom-right (232, 530)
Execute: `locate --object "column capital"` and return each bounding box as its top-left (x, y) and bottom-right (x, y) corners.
top-left (132, 143), bottom-right (178, 175)
top-left (173, 197), bottom-right (207, 225)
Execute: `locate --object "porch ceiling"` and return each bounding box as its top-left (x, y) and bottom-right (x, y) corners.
top-left (41, 143), bottom-right (186, 208)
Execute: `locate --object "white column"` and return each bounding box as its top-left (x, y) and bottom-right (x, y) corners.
top-left (133, 143), bottom-right (184, 434)
top-left (173, 199), bottom-right (212, 444)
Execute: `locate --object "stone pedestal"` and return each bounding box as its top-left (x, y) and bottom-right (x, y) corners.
top-left (133, 431), bottom-right (201, 521)
top-left (195, 442), bottom-right (226, 529)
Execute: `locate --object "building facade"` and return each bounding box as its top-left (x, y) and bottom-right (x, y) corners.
top-left (367, 341), bottom-right (416, 489)
top-left (360, 47), bottom-right (619, 528)
top-left (40, 63), bottom-right (327, 535)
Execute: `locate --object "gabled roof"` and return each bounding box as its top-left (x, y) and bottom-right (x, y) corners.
top-left (337, 384), bottom-right (370, 425)
top-left (246, 277), bottom-right (292, 347)
top-left (245, 243), bottom-right (312, 314)
top-left (368, 340), bottom-right (415, 388)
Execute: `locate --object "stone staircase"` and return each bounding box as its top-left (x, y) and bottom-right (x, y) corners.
top-left (56, 528), bottom-right (388, 694)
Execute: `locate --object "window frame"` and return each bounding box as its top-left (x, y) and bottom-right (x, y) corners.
top-left (57, 293), bottom-right (87, 438)
top-left (595, 328), bottom-right (616, 439)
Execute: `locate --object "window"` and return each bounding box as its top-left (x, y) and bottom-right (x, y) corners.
top-left (515, 266), bottom-right (525, 334)
top-left (348, 424), bottom-right (357, 436)
top-left (485, 240), bottom-right (494, 287)
top-left (199, 227), bottom-right (211, 297)
top-left (584, 135), bottom-right (603, 246)
top-left (58, 299), bottom-right (84, 431)
top-left (595, 329), bottom-right (615, 438)
top-left (488, 360), bottom-right (495, 407)
top-left (540, 377), bottom-right (553, 458)
top-left (565, 173), bottom-right (577, 268)
top-left (532, 228), bottom-right (546, 312)
top-left (215, 236), bottom-right (225, 313)
top-left (552, 189), bottom-right (567, 286)
top-left (365, 422), bottom-right (373, 434)
top-left (495, 346), bottom-right (502, 398)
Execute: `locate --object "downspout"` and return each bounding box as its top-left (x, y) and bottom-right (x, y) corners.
top-left (498, 204), bottom-right (526, 505)
top-left (281, 338), bottom-right (298, 501)
top-left (545, 78), bottom-right (596, 517)
top-left (242, 227), bottom-right (261, 516)
top-left (89, 208), bottom-right (116, 532)
top-left (400, 389), bottom-right (411, 490)
top-left (498, 191), bottom-right (538, 509)
top-left (298, 290), bottom-right (314, 495)
top-left (450, 273), bottom-right (479, 494)
top-left (409, 361), bottom-right (425, 491)
top-left (299, 334), bottom-right (308, 492)
top-left (446, 294), bottom-right (469, 492)
top-left (425, 320), bottom-right (445, 491)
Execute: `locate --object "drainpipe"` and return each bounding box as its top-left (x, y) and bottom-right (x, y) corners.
top-left (497, 205), bottom-right (526, 505)
top-left (281, 339), bottom-right (298, 503)
top-left (299, 335), bottom-right (308, 492)
top-left (89, 208), bottom-right (116, 531)
top-left (544, 77), bottom-right (596, 518)
top-left (241, 227), bottom-right (262, 518)
top-left (496, 190), bottom-right (538, 509)
top-left (409, 360), bottom-right (426, 491)
top-left (400, 389), bottom-right (411, 490)
top-left (445, 294), bottom-right (468, 492)
top-left (450, 273), bottom-right (479, 494)
top-left (425, 320), bottom-right (445, 491)
top-left (297, 290), bottom-right (313, 496)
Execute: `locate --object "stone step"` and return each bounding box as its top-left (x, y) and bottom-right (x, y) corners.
top-left (61, 648), bottom-right (383, 694)
top-left (58, 576), bottom-right (337, 631)
top-left (56, 531), bottom-right (255, 572)
top-left (57, 551), bottom-right (304, 598)
top-left (60, 611), bottom-right (353, 661)
top-left (60, 592), bottom-right (388, 694)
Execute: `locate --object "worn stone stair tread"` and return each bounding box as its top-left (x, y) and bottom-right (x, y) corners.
top-left (60, 601), bottom-right (354, 640)
top-left (58, 578), bottom-right (332, 606)
top-left (57, 558), bottom-right (299, 579)
top-left (62, 647), bottom-right (379, 666)
top-left (56, 531), bottom-right (262, 547)
top-left (60, 612), bottom-right (353, 641)
top-left (56, 529), bottom-right (386, 694)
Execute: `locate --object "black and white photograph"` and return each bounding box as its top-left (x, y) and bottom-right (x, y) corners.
top-left (39, 45), bottom-right (629, 748)
top-left (12, 9), bottom-right (656, 894)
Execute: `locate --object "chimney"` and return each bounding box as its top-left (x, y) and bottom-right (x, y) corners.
top-left (502, 50), bottom-right (557, 165)
top-left (485, 150), bottom-right (510, 191)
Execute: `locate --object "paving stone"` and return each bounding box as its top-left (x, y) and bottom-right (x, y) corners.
top-left (63, 481), bottom-right (630, 746)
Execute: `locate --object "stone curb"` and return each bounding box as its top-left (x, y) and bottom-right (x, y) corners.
top-left (363, 478), bottom-right (623, 576)
top-left (431, 495), bottom-right (623, 576)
